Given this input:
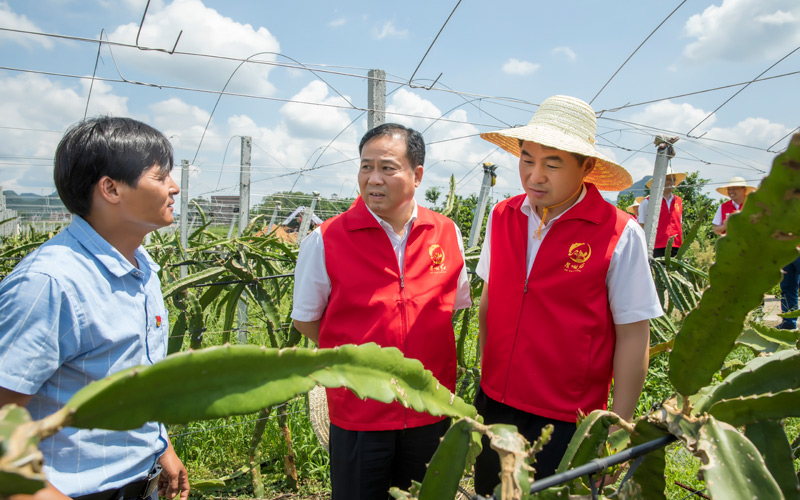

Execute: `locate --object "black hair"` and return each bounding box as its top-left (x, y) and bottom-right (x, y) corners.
top-left (54, 116), bottom-right (173, 217)
top-left (358, 123), bottom-right (425, 168)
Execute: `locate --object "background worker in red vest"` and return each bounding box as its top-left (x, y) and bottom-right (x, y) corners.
top-left (637, 168), bottom-right (687, 257)
top-left (291, 123), bottom-right (471, 500)
top-left (712, 176), bottom-right (756, 236)
top-left (473, 95), bottom-right (663, 494)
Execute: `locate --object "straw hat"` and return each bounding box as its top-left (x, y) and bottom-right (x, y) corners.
top-left (645, 167), bottom-right (686, 188)
top-left (480, 95), bottom-right (632, 191)
top-left (308, 385), bottom-right (330, 452)
top-left (626, 196), bottom-right (646, 214)
top-left (716, 176), bottom-right (757, 196)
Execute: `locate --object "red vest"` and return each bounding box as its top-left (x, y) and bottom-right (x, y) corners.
top-left (482, 184), bottom-right (629, 422)
top-left (319, 197), bottom-right (463, 431)
top-left (720, 199), bottom-right (741, 224)
top-left (653, 195), bottom-right (683, 249)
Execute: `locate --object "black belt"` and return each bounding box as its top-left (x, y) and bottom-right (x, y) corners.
top-left (73, 466), bottom-right (160, 500)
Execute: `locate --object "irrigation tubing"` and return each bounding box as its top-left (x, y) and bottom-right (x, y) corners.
top-left (473, 434), bottom-right (677, 499)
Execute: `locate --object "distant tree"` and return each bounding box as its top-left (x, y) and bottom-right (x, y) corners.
top-left (425, 186), bottom-right (441, 209)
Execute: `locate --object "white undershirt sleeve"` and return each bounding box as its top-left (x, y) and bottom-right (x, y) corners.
top-left (290, 227), bottom-right (331, 322)
top-left (607, 219), bottom-right (664, 324)
top-left (453, 222), bottom-right (473, 310)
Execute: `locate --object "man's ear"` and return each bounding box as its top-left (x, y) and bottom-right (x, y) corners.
top-left (95, 176), bottom-right (122, 205)
top-left (582, 157), bottom-right (596, 178)
top-left (413, 165), bottom-right (424, 187)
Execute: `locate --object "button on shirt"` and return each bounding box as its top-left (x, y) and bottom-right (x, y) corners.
top-left (0, 216), bottom-right (168, 496)
top-left (476, 190), bottom-right (662, 325)
top-left (292, 201), bottom-right (472, 322)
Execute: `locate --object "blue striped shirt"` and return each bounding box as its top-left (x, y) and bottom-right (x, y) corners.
top-left (0, 216), bottom-right (168, 495)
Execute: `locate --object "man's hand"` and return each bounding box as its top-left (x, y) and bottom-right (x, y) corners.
top-left (158, 441), bottom-right (189, 500)
top-left (9, 484), bottom-right (72, 500)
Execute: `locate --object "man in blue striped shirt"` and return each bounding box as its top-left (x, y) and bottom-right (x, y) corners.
top-left (0, 117), bottom-right (189, 500)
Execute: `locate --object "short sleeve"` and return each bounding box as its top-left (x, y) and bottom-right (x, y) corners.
top-left (0, 272), bottom-right (80, 395)
top-left (607, 219), bottom-right (664, 325)
top-left (475, 203), bottom-right (497, 282)
top-left (637, 198), bottom-right (649, 224)
top-left (452, 222), bottom-right (472, 310)
top-left (291, 228), bottom-right (332, 322)
top-left (712, 205), bottom-right (724, 226)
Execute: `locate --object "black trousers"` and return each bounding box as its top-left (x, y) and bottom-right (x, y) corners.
top-left (473, 388), bottom-right (577, 496)
top-left (329, 418), bottom-right (450, 500)
top-left (653, 246), bottom-right (679, 258)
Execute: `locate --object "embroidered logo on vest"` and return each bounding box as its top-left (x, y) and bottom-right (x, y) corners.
top-left (429, 244), bottom-right (447, 273)
top-left (564, 242), bottom-right (591, 273)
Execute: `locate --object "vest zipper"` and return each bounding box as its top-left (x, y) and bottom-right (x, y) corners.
top-left (399, 268), bottom-right (409, 428)
top-left (501, 275), bottom-right (529, 402)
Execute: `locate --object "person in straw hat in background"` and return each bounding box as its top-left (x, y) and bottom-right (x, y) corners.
top-left (637, 168), bottom-right (687, 257)
top-left (712, 176), bottom-right (756, 236)
top-left (472, 95), bottom-right (663, 493)
top-left (626, 196), bottom-right (645, 220)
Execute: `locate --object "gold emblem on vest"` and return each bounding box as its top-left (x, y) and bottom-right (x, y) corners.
top-left (429, 244), bottom-right (447, 273)
top-left (564, 242), bottom-right (591, 273)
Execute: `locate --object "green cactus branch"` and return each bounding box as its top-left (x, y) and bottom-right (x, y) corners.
top-left (54, 343), bottom-right (476, 433)
top-left (670, 134), bottom-right (800, 396)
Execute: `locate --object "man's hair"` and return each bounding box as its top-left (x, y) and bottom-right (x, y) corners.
top-left (54, 116), bottom-right (173, 217)
top-left (359, 123), bottom-right (425, 168)
top-left (518, 139), bottom-right (589, 166)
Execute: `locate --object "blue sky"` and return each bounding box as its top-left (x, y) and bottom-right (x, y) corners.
top-left (0, 0), bottom-right (798, 212)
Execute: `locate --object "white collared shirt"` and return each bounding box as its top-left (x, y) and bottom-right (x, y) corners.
top-left (292, 200), bottom-right (472, 322)
top-left (476, 193), bottom-right (662, 325)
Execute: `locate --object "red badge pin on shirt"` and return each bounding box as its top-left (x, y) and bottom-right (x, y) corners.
top-left (156, 315), bottom-right (162, 327)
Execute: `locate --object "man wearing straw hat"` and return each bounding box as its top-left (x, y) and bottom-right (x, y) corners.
top-left (473, 95), bottom-right (663, 493)
top-left (712, 176), bottom-right (756, 236)
top-left (626, 196), bottom-right (645, 220)
top-left (637, 168), bottom-right (687, 257)
top-left (292, 123), bottom-right (471, 500)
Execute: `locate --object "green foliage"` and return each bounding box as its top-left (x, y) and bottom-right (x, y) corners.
top-left (61, 343), bottom-right (476, 432)
top-left (670, 137), bottom-right (800, 395)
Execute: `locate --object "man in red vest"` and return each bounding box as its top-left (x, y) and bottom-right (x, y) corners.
top-left (712, 176), bottom-right (756, 236)
top-left (291, 123), bottom-right (471, 500)
top-left (473, 95), bottom-right (663, 494)
top-left (637, 169), bottom-right (686, 257)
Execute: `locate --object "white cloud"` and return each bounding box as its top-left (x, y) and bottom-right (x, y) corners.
top-left (552, 46), bottom-right (576, 61)
top-left (683, 0), bottom-right (800, 61)
top-left (373, 21), bottom-right (408, 40)
top-left (0, 1), bottom-right (54, 49)
top-left (630, 100), bottom-right (716, 136)
top-left (106, 0), bottom-right (280, 95)
top-left (502, 58), bottom-right (540, 76)
top-left (626, 100), bottom-right (787, 191)
top-left (329, 17), bottom-right (346, 28)
top-left (279, 80), bottom-right (354, 139)
top-left (0, 73), bottom-right (130, 192)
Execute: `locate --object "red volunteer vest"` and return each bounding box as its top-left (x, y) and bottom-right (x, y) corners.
top-left (482, 183), bottom-right (629, 422)
top-left (653, 195), bottom-right (683, 249)
top-left (720, 199), bottom-right (741, 224)
top-left (319, 197), bottom-right (463, 431)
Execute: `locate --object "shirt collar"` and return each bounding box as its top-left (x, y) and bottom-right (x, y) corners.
top-left (66, 215), bottom-right (159, 278)
top-left (364, 199), bottom-right (418, 236)
top-left (520, 184), bottom-right (587, 224)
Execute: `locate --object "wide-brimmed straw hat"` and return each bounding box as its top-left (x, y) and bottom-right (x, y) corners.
top-left (715, 176), bottom-right (757, 196)
top-left (626, 196), bottom-right (646, 214)
top-left (480, 95), bottom-right (632, 191)
top-left (308, 385), bottom-right (330, 452)
top-left (645, 167), bottom-right (686, 189)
